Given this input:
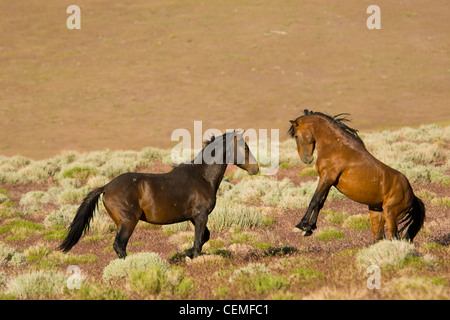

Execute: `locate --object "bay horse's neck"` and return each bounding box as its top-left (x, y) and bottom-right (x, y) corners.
top-left (309, 117), bottom-right (354, 157)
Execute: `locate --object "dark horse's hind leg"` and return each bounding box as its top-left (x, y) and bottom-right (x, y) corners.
top-left (185, 214), bottom-right (210, 258)
top-left (113, 221), bottom-right (138, 259)
top-left (104, 200), bottom-right (140, 259)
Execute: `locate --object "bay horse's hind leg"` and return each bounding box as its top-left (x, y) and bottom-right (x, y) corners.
top-left (383, 207), bottom-right (401, 240)
top-left (369, 209), bottom-right (385, 243)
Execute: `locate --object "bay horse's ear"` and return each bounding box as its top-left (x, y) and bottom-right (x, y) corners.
top-left (289, 120), bottom-right (298, 127)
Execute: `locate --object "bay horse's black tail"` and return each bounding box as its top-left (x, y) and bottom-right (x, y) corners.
top-left (399, 196), bottom-right (426, 242)
top-left (58, 186), bottom-right (105, 253)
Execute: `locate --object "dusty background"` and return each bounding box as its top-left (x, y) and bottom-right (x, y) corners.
top-left (0, 0), bottom-right (449, 159)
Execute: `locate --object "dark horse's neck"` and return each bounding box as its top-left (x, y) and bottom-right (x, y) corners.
top-left (193, 161), bottom-right (228, 193)
top-left (191, 140), bottom-right (229, 193)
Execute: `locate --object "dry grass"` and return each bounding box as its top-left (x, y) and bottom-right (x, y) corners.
top-left (0, 125), bottom-right (448, 300)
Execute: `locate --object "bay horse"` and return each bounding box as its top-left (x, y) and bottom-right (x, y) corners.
top-left (288, 110), bottom-right (425, 242)
top-left (59, 131), bottom-right (259, 259)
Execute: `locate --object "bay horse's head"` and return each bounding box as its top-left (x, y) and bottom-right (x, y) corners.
top-left (288, 110), bottom-right (316, 164)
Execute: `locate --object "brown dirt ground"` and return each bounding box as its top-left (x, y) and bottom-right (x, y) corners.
top-left (0, 1), bottom-right (449, 300)
top-left (0, 1), bottom-right (449, 159)
top-left (0, 163), bottom-right (449, 299)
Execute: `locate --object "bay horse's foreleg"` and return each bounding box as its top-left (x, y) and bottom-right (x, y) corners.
top-left (296, 178), bottom-right (332, 236)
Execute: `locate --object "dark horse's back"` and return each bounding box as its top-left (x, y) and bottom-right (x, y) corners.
top-left (102, 165), bottom-right (214, 225)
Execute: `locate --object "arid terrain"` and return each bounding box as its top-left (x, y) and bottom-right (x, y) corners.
top-left (0, 0), bottom-right (449, 159)
top-left (0, 125), bottom-right (449, 300)
top-left (0, 1), bottom-right (449, 301)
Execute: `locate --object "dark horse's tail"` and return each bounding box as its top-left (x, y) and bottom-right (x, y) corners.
top-left (399, 195), bottom-right (426, 242)
top-left (58, 186), bottom-right (105, 253)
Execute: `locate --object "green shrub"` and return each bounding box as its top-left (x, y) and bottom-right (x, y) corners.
top-left (0, 272), bottom-right (7, 291)
top-left (23, 245), bottom-right (52, 262)
top-left (43, 204), bottom-right (78, 228)
top-left (8, 271), bottom-right (66, 299)
top-left (0, 242), bottom-right (26, 266)
top-left (0, 219), bottom-right (45, 242)
top-left (431, 196), bottom-right (450, 208)
top-left (58, 186), bottom-right (90, 204)
top-left (356, 240), bottom-right (416, 270)
top-left (0, 202), bottom-right (20, 219)
top-left (323, 209), bottom-right (349, 225)
top-left (68, 281), bottom-right (127, 300)
top-left (128, 265), bottom-right (193, 297)
top-left (210, 249), bottom-right (232, 258)
top-left (62, 167), bottom-right (97, 185)
top-left (162, 221), bottom-right (189, 234)
top-left (102, 252), bottom-right (169, 282)
top-left (315, 228), bottom-right (345, 241)
top-left (343, 214), bottom-right (371, 230)
top-left (232, 264), bottom-right (289, 295)
top-left (298, 167), bottom-right (318, 178)
top-left (208, 199), bottom-right (265, 231)
top-left (234, 263), bottom-right (270, 277)
top-left (19, 190), bottom-right (47, 216)
top-left (291, 268), bottom-right (325, 283)
top-left (129, 266), bottom-right (167, 294)
top-left (385, 277), bottom-right (449, 300)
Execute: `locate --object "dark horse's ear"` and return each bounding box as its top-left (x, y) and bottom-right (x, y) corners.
top-left (289, 120), bottom-right (298, 127)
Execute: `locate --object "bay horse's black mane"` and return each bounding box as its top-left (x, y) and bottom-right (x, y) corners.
top-left (288, 109), bottom-right (364, 145)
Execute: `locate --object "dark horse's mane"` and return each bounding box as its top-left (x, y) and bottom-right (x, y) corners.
top-left (288, 109), bottom-right (364, 145)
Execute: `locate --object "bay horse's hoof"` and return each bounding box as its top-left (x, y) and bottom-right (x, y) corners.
top-left (303, 230), bottom-right (313, 237)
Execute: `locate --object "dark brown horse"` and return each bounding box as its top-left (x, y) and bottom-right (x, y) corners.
top-left (59, 131), bottom-right (259, 259)
top-left (288, 110), bottom-right (425, 242)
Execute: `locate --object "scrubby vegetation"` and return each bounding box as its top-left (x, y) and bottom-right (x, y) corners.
top-left (0, 124), bottom-right (449, 300)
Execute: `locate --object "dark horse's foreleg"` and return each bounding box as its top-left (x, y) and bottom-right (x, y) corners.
top-left (296, 178), bottom-right (332, 236)
top-left (185, 214), bottom-right (209, 258)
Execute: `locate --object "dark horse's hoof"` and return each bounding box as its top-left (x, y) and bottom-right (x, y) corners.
top-left (183, 249), bottom-right (194, 259)
top-left (295, 222), bottom-right (307, 231)
top-left (303, 230), bottom-right (313, 237)
top-left (117, 251), bottom-right (127, 259)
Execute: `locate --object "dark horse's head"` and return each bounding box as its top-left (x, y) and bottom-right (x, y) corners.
top-left (201, 131), bottom-right (259, 175)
